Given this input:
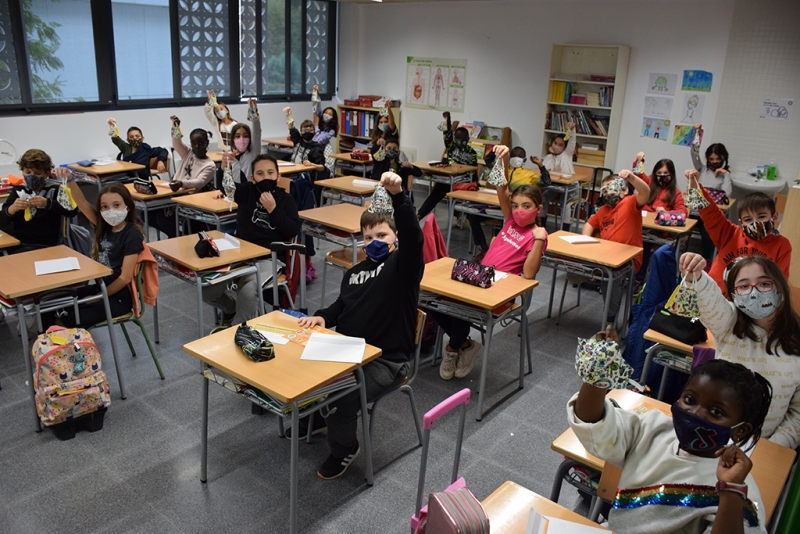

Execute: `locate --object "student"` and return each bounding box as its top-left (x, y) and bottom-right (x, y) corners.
top-left (681, 253), bottom-right (800, 449)
top-left (570, 356), bottom-right (772, 534)
top-left (416, 112), bottom-right (478, 220)
top-left (296, 172), bottom-right (423, 479)
top-left (204, 155), bottom-right (301, 327)
top-left (686, 171), bottom-right (791, 296)
top-left (214, 99), bottom-right (262, 187)
top-left (311, 87), bottom-right (339, 178)
top-left (582, 170), bottom-right (650, 326)
top-left (0, 149), bottom-right (79, 253)
top-left (632, 153), bottom-right (687, 214)
top-left (57, 182), bottom-right (144, 327)
top-left (204, 89), bottom-right (237, 150)
top-left (106, 119), bottom-right (168, 180)
top-left (540, 123), bottom-right (576, 230)
top-left (369, 137), bottom-right (421, 194)
top-left (691, 123), bottom-right (732, 196)
top-left (472, 146), bottom-right (551, 257)
top-left (151, 116), bottom-right (217, 238)
top-left (282, 107), bottom-right (326, 168)
top-left (368, 101), bottom-right (398, 157)
top-left (433, 146), bottom-right (548, 380)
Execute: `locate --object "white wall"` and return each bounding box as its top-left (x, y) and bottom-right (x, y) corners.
top-left (345, 0), bottom-right (735, 188)
top-left (713, 0), bottom-right (800, 184)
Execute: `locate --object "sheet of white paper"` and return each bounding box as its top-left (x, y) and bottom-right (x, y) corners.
top-left (154, 181), bottom-right (172, 189)
top-left (254, 330), bottom-right (290, 345)
top-left (559, 235), bottom-right (599, 244)
top-left (35, 257), bottom-right (81, 276)
top-left (92, 158), bottom-right (118, 166)
top-left (213, 234), bottom-right (240, 251)
top-left (526, 509), bottom-right (605, 534)
top-left (278, 161), bottom-right (294, 167)
top-left (352, 179), bottom-right (378, 187)
top-left (642, 210), bottom-right (648, 217)
top-left (493, 271), bottom-right (509, 282)
top-left (300, 333), bottom-right (366, 364)
top-left (550, 171), bottom-right (573, 178)
top-left (480, 188), bottom-right (498, 194)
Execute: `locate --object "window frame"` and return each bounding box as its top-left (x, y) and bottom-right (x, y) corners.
top-left (0, 0), bottom-right (336, 116)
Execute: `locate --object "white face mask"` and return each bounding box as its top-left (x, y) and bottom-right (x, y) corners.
top-left (216, 109), bottom-right (228, 120)
top-left (101, 207), bottom-right (128, 227)
top-left (322, 113), bottom-right (333, 123)
top-left (509, 157), bottom-right (524, 168)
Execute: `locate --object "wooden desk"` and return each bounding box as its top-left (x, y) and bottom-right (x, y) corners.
top-left (420, 257), bottom-right (537, 420)
top-left (207, 150), bottom-right (224, 164)
top-left (299, 203), bottom-right (366, 266)
top-left (0, 231), bottom-right (21, 255)
top-left (641, 328), bottom-right (716, 399)
top-left (172, 190), bottom-right (238, 234)
top-left (124, 180), bottom-right (194, 241)
top-left (552, 389), bottom-right (796, 524)
top-left (550, 166), bottom-right (593, 184)
top-left (483, 481), bottom-right (610, 533)
top-left (263, 136), bottom-right (293, 148)
top-left (184, 310), bottom-right (381, 534)
top-left (641, 211), bottom-right (698, 265)
top-left (543, 231), bottom-right (643, 332)
top-left (68, 161), bottom-right (146, 191)
top-left (413, 161), bottom-right (479, 176)
top-left (444, 189), bottom-right (502, 249)
top-left (278, 161), bottom-right (323, 175)
top-left (330, 153), bottom-right (373, 178)
top-left (149, 230), bottom-right (270, 338)
top-left (316, 176), bottom-right (378, 206)
top-left (0, 246), bottom-right (127, 430)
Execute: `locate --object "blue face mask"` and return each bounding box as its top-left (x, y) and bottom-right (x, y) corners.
top-left (671, 403), bottom-right (744, 454)
top-left (24, 174), bottom-right (47, 190)
top-left (363, 239), bottom-right (397, 262)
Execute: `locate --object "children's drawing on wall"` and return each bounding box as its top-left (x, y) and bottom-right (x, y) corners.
top-left (430, 67), bottom-right (447, 107)
top-left (681, 70), bottom-right (713, 92)
top-left (450, 87), bottom-right (463, 109)
top-left (681, 93), bottom-right (706, 123)
top-left (407, 64), bottom-right (430, 104)
top-left (647, 73), bottom-right (677, 96)
top-left (644, 96), bottom-right (673, 119)
top-left (451, 69), bottom-right (462, 85)
top-left (641, 117), bottom-right (669, 141)
top-left (672, 124), bottom-right (697, 146)
top-left (759, 97), bottom-right (794, 121)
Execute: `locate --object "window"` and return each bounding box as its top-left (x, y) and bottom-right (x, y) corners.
top-left (1, 0), bottom-right (336, 114)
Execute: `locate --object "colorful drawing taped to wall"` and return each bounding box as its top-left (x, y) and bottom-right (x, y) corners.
top-left (407, 64), bottom-right (430, 104)
top-left (759, 97), bottom-right (793, 121)
top-left (681, 70), bottom-right (713, 92)
top-left (672, 124), bottom-right (697, 146)
top-left (644, 96), bottom-right (674, 120)
top-left (451, 69), bottom-right (463, 85)
top-left (647, 73), bottom-right (678, 96)
top-left (681, 93), bottom-right (706, 123)
top-left (430, 67), bottom-right (448, 107)
top-left (641, 116), bottom-right (669, 141)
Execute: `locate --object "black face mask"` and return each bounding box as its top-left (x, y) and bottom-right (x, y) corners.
top-left (301, 131), bottom-right (314, 141)
top-left (254, 179), bottom-right (277, 193)
top-left (192, 146), bottom-right (207, 159)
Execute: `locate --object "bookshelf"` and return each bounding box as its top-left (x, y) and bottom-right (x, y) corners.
top-left (543, 44), bottom-right (630, 171)
top-left (468, 126), bottom-right (512, 165)
top-left (336, 104), bottom-right (401, 153)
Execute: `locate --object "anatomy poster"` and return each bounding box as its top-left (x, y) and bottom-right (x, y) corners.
top-left (647, 73), bottom-right (677, 96)
top-left (406, 57), bottom-right (467, 112)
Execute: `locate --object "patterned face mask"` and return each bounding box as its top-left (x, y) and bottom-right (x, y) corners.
top-left (129, 138), bottom-right (143, 148)
top-left (742, 220), bottom-right (775, 241)
top-left (733, 287), bottom-right (782, 319)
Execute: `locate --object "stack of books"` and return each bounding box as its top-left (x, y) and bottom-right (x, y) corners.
top-left (577, 146), bottom-right (606, 166)
top-left (549, 81), bottom-right (573, 103)
top-left (586, 93), bottom-right (600, 107)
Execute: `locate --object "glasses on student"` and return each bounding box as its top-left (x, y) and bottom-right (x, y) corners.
top-left (733, 281), bottom-right (775, 296)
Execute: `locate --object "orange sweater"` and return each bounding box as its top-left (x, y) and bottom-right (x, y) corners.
top-left (129, 243), bottom-right (159, 318)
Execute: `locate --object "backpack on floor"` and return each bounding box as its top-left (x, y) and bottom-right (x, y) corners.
top-left (32, 326), bottom-right (110, 427)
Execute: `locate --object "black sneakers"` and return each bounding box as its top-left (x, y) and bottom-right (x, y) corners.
top-left (283, 415), bottom-right (327, 440)
top-left (318, 441), bottom-right (360, 480)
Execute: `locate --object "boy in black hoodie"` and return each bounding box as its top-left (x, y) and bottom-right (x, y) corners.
top-left (203, 154), bottom-right (301, 328)
top-left (297, 172), bottom-right (424, 479)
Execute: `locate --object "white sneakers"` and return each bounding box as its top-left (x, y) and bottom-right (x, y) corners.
top-left (439, 339), bottom-right (483, 380)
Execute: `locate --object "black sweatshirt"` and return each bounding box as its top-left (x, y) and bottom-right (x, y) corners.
top-left (0, 183), bottom-right (79, 247)
top-left (316, 192), bottom-right (424, 360)
top-left (232, 182), bottom-right (301, 249)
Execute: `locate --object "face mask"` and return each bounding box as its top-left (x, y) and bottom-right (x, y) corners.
top-left (216, 109), bottom-right (228, 120)
top-left (733, 287), bottom-right (782, 319)
top-left (192, 146), bottom-right (207, 159)
top-left (233, 138), bottom-right (250, 153)
top-left (512, 208), bottom-right (538, 227)
top-left (708, 160), bottom-right (723, 171)
top-left (129, 138), bottom-right (142, 148)
top-left (509, 157), bottom-right (524, 168)
top-left (385, 149), bottom-right (399, 160)
top-left (742, 220), bottom-right (775, 241)
top-left (23, 174), bottom-right (47, 190)
top-left (378, 123), bottom-right (389, 132)
top-left (455, 138), bottom-right (468, 148)
top-left (655, 174), bottom-right (672, 187)
top-left (551, 144), bottom-right (564, 155)
top-left (604, 193), bottom-right (621, 208)
top-left (322, 113), bottom-right (333, 123)
top-left (671, 403), bottom-right (743, 454)
top-left (363, 239), bottom-right (396, 262)
top-left (254, 178), bottom-right (277, 194)
top-left (101, 207), bottom-right (128, 227)
top-left (301, 131), bottom-right (314, 141)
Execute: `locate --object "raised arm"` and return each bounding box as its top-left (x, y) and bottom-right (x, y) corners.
top-left (680, 253), bottom-right (737, 339)
top-left (563, 122), bottom-right (577, 157)
top-left (386, 101), bottom-right (397, 132)
top-left (690, 123), bottom-right (704, 171)
top-left (619, 169), bottom-right (650, 208)
top-left (66, 179), bottom-right (97, 226)
top-left (170, 116), bottom-right (189, 159)
top-left (382, 172), bottom-right (423, 272)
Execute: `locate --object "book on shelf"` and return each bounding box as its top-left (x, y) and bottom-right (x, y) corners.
top-left (586, 93), bottom-right (600, 107)
top-left (590, 74), bottom-right (616, 83)
top-left (471, 121), bottom-right (484, 138)
top-left (569, 94), bottom-right (586, 105)
top-left (545, 110), bottom-right (609, 137)
top-left (581, 144), bottom-right (602, 151)
top-left (480, 127), bottom-right (504, 141)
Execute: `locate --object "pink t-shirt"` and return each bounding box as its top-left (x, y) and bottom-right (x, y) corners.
top-left (481, 219), bottom-right (548, 275)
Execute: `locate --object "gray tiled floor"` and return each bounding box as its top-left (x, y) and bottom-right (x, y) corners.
top-left (0, 192), bottom-right (615, 533)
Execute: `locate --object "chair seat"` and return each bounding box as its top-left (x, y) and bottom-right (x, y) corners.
top-left (326, 248), bottom-right (366, 269)
top-left (263, 273), bottom-right (288, 287)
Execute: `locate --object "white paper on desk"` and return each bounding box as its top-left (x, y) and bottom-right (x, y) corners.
top-left (526, 509), bottom-right (605, 534)
top-left (34, 257), bottom-right (81, 276)
top-left (278, 161), bottom-right (294, 167)
top-left (550, 171), bottom-right (573, 178)
top-left (92, 157), bottom-right (117, 166)
top-left (352, 179), bottom-right (378, 187)
top-left (154, 181), bottom-right (172, 189)
top-left (642, 210), bottom-right (648, 217)
top-left (480, 188), bottom-right (498, 194)
top-left (213, 234), bottom-right (240, 251)
top-left (494, 270), bottom-right (509, 282)
top-left (559, 235), bottom-right (598, 245)
top-left (254, 330), bottom-right (290, 345)
top-left (300, 333), bottom-right (366, 364)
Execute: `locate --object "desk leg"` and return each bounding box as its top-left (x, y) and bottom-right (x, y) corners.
top-left (550, 458), bottom-right (582, 502)
top-left (18, 302), bottom-right (42, 432)
top-left (520, 292), bottom-right (531, 384)
top-left (658, 366), bottom-right (670, 400)
top-left (99, 280), bottom-right (127, 399)
top-left (641, 344), bottom-right (657, 384)
top-left (215, 214), bottom-right (221, 232)
top-left (476, 309), bottom-right (494, 421)
top-left (195, 276), bottom-right (205, 339)
top-left (289, 404), bottom-right (300, 534)
top-left (445, 198), bottom-right (456, 252)
top-left (622, 260), bottom-right (635, 337)
top-left (153, 299), bottom-right (160, 344)
top-left (200, 365), bottom-right (209, 483)
top-left (601, 266), bottom-right (614, 333)
top-left (547, 264), bottom-right (558, 318)
top-left (175, 207), bottom-right (180, 237)
top-left (255, 261), bottom-right (265, 316)
top-left (356, 367), bottom-right (375, 486)
top-left (350, 235), bottom-right (358, 266)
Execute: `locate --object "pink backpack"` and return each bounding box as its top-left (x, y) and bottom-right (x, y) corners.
top-left (32, 326), bottom-right (110, 426)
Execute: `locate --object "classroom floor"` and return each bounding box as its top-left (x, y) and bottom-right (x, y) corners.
top-left (0, 193), bottom-right (616, 533)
